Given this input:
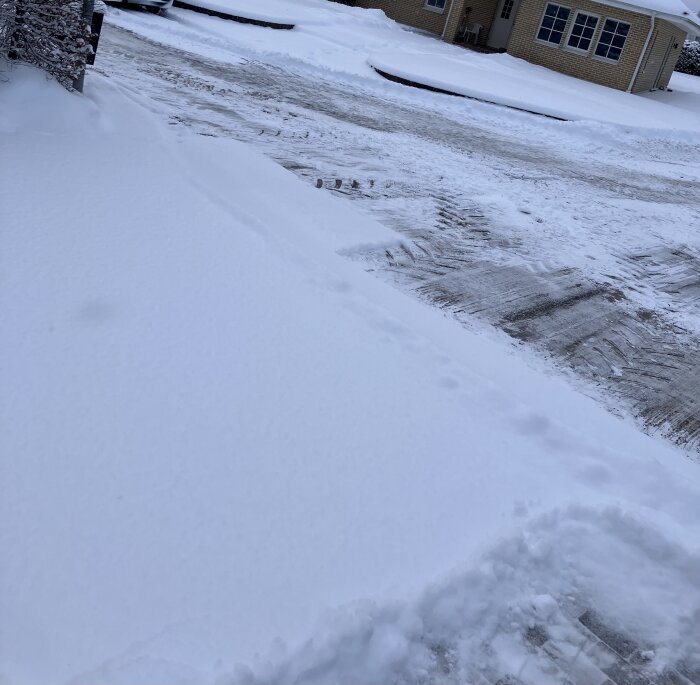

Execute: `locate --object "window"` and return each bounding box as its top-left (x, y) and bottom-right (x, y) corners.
top-left (537, 4), bottom-right (571, 45)
top-left (566, 11), bottom-right (598, 52)
top-left (424, 0), bottom-right (446, 11)
top-left (501, 0), bottom-right (515, 19)
top-left (594, 18), bottom-right (630, 61)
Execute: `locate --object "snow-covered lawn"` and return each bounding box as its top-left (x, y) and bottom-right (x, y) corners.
top-left (644, 69), bottom-right (700, 115)
top-left (105, 0), bottom-right (700, 131)
top-left (369, 50), bottom-right (700, 129)
top-left (2, 53), bottom-right (700, 685)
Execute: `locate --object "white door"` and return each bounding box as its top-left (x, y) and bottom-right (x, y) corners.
top-left (487, 0), bottom-right (521, 49)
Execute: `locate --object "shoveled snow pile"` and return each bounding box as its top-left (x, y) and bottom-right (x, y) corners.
top-left (2, 64), bottom-right (700, 685)
top-left (173, 0), bottom-right (303, 25)
top-left (368, 51), bottom-right (700, 131)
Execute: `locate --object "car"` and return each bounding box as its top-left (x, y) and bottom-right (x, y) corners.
top-left (106, 0), bottom-right (174, 13)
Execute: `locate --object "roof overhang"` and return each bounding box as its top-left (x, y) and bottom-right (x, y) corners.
top-left (591, 0), bottom-right (700, 34)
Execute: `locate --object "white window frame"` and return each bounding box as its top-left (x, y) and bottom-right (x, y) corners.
top-left (424, 0), bottom-right (447, 13)
top-left (564, 10), bottom-right (600, 55)
top-left (535, 2), bottom-right (572, 48)
top-left (593, 17), bottom-right (631, 63)
top-left (500, 0), bottom-right (516, 20)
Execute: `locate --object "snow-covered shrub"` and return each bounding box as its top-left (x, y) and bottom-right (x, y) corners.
top-left (0, 0), bottom-right (14, 55)
top-left (675, 40), bottom-right (700, 76)
top-left (0, 0), bottom-right (92, 89)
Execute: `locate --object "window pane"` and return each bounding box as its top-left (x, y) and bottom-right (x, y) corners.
top-left (612, 33), bottom-right (626, 47)
top-left (593, 18), bottom-right (629, 60)
top-left (567, 12), bottom-right (598, 51)
top-left (538, 4), bottom-right (570, 44)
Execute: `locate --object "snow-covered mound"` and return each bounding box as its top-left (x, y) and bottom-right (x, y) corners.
top-left (368, 51), bottom-right (700, 132)
top-left (174, 0), bottom-right (301, 25)
top-left (2, 64), bottom-right (700, 685)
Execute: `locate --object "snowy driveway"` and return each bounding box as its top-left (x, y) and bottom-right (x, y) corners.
top-left (95, 16), bottom-right (700, 453)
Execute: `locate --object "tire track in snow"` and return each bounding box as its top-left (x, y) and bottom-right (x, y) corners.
top-left (95, 22), bottom-right (700, 453)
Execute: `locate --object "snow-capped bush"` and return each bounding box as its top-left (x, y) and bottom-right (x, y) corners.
top-left (0, 0), bottom-right (91, 89)
top-left (675, 40), bottom-right (700, 76)
top-left (0, 0), bottom-right (13, 54)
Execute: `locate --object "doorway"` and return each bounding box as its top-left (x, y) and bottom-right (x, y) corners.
top-left (487, 0), bottom-right (521, 49)
top-left (653, 36), bottom-right (676, 90)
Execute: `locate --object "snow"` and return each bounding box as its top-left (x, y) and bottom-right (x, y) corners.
top-left (625, 0), bottom-right (700, 28)
top-left (644, 69), bottom-right (700, 115)
top-left (172, 0), bottom-right (304, 25)
top-left (104, 0), bottom-right (700, 134)
top-left (369, 50), bottom-right (700, 130)
top-left (2, 19), bottom-right (700, 685)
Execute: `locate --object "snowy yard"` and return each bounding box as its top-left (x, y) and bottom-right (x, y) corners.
top-left (2, 1), bottom-right (700, 684)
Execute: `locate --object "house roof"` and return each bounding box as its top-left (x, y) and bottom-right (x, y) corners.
top-left (596, 0), bottom-right (700, 33)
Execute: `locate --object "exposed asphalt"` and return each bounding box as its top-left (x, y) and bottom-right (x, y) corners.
top-left (95, 19), bottom-right (700, 455)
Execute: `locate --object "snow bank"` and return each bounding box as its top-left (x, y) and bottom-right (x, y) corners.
top-left (369, 51), bottom-right (700, 132)
top-left (173, 0), bottom-right (301, 25)
top-left (2, 64), bottom-right (700, 685)
top-left (235, 508), bottom-right (700, 685)
top-left (0, 64), bottom-right (101, 134)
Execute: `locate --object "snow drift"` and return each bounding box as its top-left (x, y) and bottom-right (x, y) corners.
top-left (1, 64), bottom-right (700, 685)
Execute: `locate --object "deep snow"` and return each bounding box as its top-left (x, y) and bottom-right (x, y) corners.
top-left (2, 58), bottom-right (700, 685)
top-left (369, 50), bottom-right (700, 128)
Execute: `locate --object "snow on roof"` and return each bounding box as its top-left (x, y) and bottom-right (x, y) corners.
top-left (601, 0), bottom-right (700, 31)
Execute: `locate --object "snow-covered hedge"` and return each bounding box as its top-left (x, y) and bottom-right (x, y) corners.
top-left (0, 0), bottom-right (12, 54)
top-left (0, 0), bottom-right (91, 89)
top-left (675, 40), bottom-right (700, 76)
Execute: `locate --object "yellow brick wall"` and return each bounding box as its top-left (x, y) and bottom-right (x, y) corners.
top-left (631, 18), bottom-right (686, 92)
top-left (507, 0), bottom-right (652, 90)
top-left (443, 0), bottom-right (469, 41)
top-left (355, 0), bottom-right (450, 35)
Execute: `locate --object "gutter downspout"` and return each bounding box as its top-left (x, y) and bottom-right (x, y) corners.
top-left (441, 0), bottom-right (458, 41)
top-left (627, 12), bottom-right (655, 92)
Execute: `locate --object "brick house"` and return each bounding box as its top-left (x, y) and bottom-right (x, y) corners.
top-left (350, 0), bottom-right (700, 91)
